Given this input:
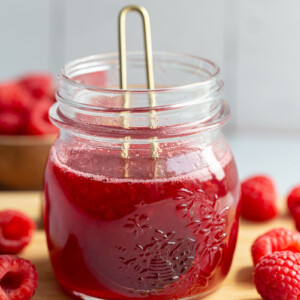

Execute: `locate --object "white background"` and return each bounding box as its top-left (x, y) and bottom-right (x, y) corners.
top-left (1, 0), bottom-right (300, 194)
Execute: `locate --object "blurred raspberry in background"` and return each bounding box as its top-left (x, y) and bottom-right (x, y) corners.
top-left (0, 73), bottom-right (58, 136)
top-left (0, 72), bottom-right (58, 190)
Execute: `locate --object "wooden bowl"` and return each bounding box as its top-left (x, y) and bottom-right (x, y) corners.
top-left (0, 135), bottom-right (56, 190)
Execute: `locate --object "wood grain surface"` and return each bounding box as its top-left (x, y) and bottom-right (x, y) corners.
top-left (0, 192), bottom-right (290, 300)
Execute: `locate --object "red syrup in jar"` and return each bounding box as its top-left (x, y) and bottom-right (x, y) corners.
top-left (44, 145), bottom-right (240, 300)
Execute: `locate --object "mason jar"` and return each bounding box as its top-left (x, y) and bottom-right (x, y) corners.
top-left (44, 51), bottom-right (240, 300)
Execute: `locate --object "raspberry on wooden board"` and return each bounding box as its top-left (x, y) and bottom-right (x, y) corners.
top-left (0, 210), bottom-right (35, 255)
top-left (241, 175), bottom-right (278, 221)
top-left (0, 255), bottom-right (38, 300)
top-left (287, 185), bottom-right (300, 216)
top-left (291, 207), bottom-right (300, 232)
top-left (254, 251), bottom-right (300, 300)
top-left (251, 228), bottom-right (300, 266)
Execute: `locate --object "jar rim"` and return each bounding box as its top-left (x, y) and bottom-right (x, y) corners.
top-left (54, 51), bottom-right (229, 140)
top-left (60, 51), bottom-right (221, 93)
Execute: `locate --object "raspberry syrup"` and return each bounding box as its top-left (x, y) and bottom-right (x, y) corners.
top-left (44, 145), bottom-right (240, 300)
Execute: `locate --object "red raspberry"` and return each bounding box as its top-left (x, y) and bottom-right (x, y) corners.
top-left (241, 175), bottom-right (278, 221)
top-left (0, 111), bottom-right (25, 135)
top-left (26, 99), bottom-right (58, 135)
top-left (0, 210), bottom-right (35, 255)
top-left (0, 255), bottom-right (38, 300)
top-left (291, 207), bottom-right (300, 232)
top-left (251, 228), bottom-right (300, 265)
top-left (0, 83), bottom-right (33, 114)
top-left (254, 251), bottom-right (300, 300)
top-left (19, 73), bottom-right (53, 99)
top-left (287, 185), bottom-right (300, 215)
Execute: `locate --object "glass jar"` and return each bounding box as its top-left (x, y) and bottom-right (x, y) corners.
top-left (44, 51), bottom-right (240, 300)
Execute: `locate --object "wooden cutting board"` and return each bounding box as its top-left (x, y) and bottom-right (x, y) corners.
top-left (0, 192), bottom-right (290, 300)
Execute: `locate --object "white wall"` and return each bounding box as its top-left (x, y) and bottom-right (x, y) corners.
top-left (235, 0), bottom-right (300, 132)
top-left (1, 0), bottom-right (300, 133)
top-left (0, 1), bottom-right (50, 78)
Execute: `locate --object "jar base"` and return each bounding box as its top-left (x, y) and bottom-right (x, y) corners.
top-left (68, 286), bottom-right (220, 300)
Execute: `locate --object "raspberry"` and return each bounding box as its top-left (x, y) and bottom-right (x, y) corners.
top-left (251, 228), bottom-right (300, 265)
top-left (0, 255), bottom-right (38, 300)
top-left (287, 185), bottom-right (300, 215)
top-left (19, 73), bottom-right (53, 99)
top-left (0, 83), bottom-right (33, 114)
top-left (0, 111), bottom-right (25, 135)
top-left (291, 207), bottom-right (300, 232)
top-left (241, 175), bottom-right (278, 221)
top-left (254, 251), bottom-right (300, 300)
top-left (26, 99), bottom-right (58, 135)
top-left (0, 210), bottom-right (35, 255)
